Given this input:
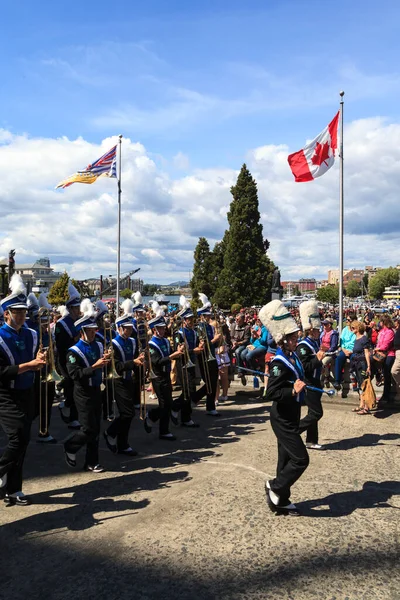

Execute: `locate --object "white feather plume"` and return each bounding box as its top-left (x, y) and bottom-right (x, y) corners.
top-left (198, 293), bottom-right (211, 309)
top-left (38, 293), bottom-right (52, 310)
top-left (121, 299), bottom-right (134, 316)
top-left (80, 298), bottom-right (96, 318)
top-left (150, 301), bottom-right (165, 317)
top-left (9, 273), bottom-right (26, 296)
top-left (179, 295), bottom-right (191, 309)
top-left (57, 305), bottom-right (69, 318)
top-left (95, 300), bottom-right (109, 316)
top-left (68, 281), bottom-right (80, 299)
top-left (132, 291), bottom-right (143, 304)
top-left (259, 300), bottom-right (299, 344)
top-left (27, 292), bottom-right (39, 310)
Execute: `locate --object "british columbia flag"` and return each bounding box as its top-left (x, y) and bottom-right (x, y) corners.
top-left (56, 145), bottom-right (117, 189)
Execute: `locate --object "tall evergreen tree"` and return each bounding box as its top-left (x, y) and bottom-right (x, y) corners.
top-left (190, 237), bottom-right (213, 298)
top-left (48, 273), bottom-right (87, 305)
top-left (213, 164), bottom-right (275, 308)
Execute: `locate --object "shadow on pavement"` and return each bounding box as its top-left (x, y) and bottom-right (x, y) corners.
top-left (323, 432), bottom-right (400, 451)
top-left (299, 480), bottom-right (400, 517)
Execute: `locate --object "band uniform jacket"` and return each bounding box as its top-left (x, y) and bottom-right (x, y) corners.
top-left (296, 338), bottom-right (322, 387)
top-left (111, 335), bottom-right (139, 402)
top-left (66, 339), bottom-right (103, 402)
top-left (265, 352), bottom-right (304, 425)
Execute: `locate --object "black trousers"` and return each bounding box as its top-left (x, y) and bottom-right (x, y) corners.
top-left (64, 386), bottom-right (102, 466)
top-left (172, 365), bottom-right (196, 423)
top-left (269, 402), bottom-right (309, 504)
top-left (58, 360), bottom-right (78, 421)
top-left (34, 376), bottom-right (55, 435)
top-left (149, 376), bottom-right (173, 435)
top-left (194, 357), bottom-right (218, 411)
top-left (0, 387), bottom-right (34, 494)
top-left (298, 388), bottom-right (323, 444)
top-left (106, 379), bottom-right (135, 451)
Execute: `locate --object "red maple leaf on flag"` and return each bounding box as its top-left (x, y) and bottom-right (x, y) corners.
top-left (311, 141), bottom-right (331, 167)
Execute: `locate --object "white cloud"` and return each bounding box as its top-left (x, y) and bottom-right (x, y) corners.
top-left (141, 248), bottom-right (164, 260)
top-left (0, 117), bottom-right (400, 284)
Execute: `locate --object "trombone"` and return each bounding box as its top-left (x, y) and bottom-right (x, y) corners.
top-left (38, 308), bottom-right (61, 435)
top-left (137, 317), bottom-right (156, 420)
top-left (196, 322), bottom-right (213, 395)
top-left (171, 320), bottom-right (191, 404)
top-left (103, 321), bottom-right (120, 420)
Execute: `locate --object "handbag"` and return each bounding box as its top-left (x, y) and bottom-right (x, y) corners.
top-left (372, 349), bottom-right (387, 363)
top-left (360, 377), bottom-right (377, 410)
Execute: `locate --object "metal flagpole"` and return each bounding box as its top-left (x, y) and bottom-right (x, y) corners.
top-left (116, 134), bottom-right (123, 310)
top-left (338, 91), bottom-right (345, 333)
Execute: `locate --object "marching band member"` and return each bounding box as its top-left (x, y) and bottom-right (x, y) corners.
top-left (261, 300), bottom-right (308, 516)
top-left (144, 309), bottom-right (185, 440)
top-left (296, 300), bottom-right (325, 450)
top-left (95, 300), bottom-right (115, 421)
top-left (34, 293), bottom-right (57, 444)
top-left (194, 294), bottom-right (220, 416)
top-left (64, 300), bottom-right (110, 473)
top-left (131, 292), bottom-right (148, 409)
top-left (0, 275), bottom-right (46, 506)
top-left (171, 296), bottom-right (204, 428)
top-left (103, 312), bottom-right (144, 456)
top-left (55, 281), bottom-right (81, 429)
top-left (26, 293), bottom-right (40, 332)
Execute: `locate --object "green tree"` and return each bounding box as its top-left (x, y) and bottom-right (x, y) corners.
top-left (190, 237), bottom-right (213, 297)
top-left (48, 273), bottom-right (88, 305)
top-left (368, 267), bottom-right (399, 299)
top-left (120, 288), bottom-right (133, 299)
top-left (48, 272), bottom-right (70, 305)
top-left (213, 164), bottom-right (275, 308)
top-left (142, 283), bottom-right (158, 296)
top-left (316, 284), bottom-right (339, 304)
top-left (345, 280), bottom-right (361, 298)
top-left (209, 238), bottom-right (226, 298)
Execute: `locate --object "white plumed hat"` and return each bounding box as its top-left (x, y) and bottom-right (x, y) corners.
top-left (299, 300), bottom-right (321, 331)
top-left (259, 300), bottom-right (299, 344)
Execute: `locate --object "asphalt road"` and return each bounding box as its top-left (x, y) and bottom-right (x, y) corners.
top-left (1, 385), bottom-right (399, 600)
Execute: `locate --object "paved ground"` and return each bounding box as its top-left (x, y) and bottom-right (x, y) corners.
top-left (1, 382), bottom-right (400, 600)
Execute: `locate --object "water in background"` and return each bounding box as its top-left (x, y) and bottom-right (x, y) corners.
top-left (143, 295), bottom-right (182, 306)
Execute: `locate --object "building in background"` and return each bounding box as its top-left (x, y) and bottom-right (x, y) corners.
top-left (282, 278), bottom-right (317, 295)
top-left (0, 257), bottom-right (62, 293)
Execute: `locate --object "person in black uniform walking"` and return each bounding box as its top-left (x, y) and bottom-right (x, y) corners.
top-left (144, 311), bottom-right (186, 440)
top-left (103, 313), bottom-right (144, 456)
top-left (0, 275), bottom-right (46, 506)
top-left (261, 300), bottom-right (308, 516)
top-left (193, 295), bottom-right (220, 416)
top-left (55, 281), bottom-right (81, 429)
top-left (171, 297), bottom-right (204, 428)
top-left (296, 300), bottom-right (325, 450)
top-left (64, 300), bottom-right (110, 473)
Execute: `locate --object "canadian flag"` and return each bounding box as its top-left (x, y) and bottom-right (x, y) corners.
top-left (287, 112), bottom-right (339, 182)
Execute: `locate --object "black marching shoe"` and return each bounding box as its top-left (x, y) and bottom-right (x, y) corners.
top-left (37, 433), bottom-right (57, 444)
top-left (84, 464), bottom-right (105, 473)
top-left (181, 420), bottom-right (200, 428)
top-left (118, 447), bottom-right (138, 456)
top-left (265, 482), bottom-right (300, 516)
top-left (4, 493), bottom-right (32, 507)
top-left (64, 449), bottom-right (77, 468)
top-left (159, 433), bottom-right (177, 441)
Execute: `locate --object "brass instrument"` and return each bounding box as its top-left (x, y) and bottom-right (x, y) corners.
top-left (37, 308), bottom-right (61, 435)
top-left (196, 321), bottom-right (212, 394)
top-left (102, 321), bottom-right (119, 420)
top-left (171, 319), bottom-right (191, 403)
top-left (137, 317), bottom-right (155, 420)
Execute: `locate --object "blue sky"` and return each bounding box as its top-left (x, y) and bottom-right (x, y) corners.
top-left (3, 0), bottom-right (399, 168)
top-left (1, 0), bottom-right (399, 283)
